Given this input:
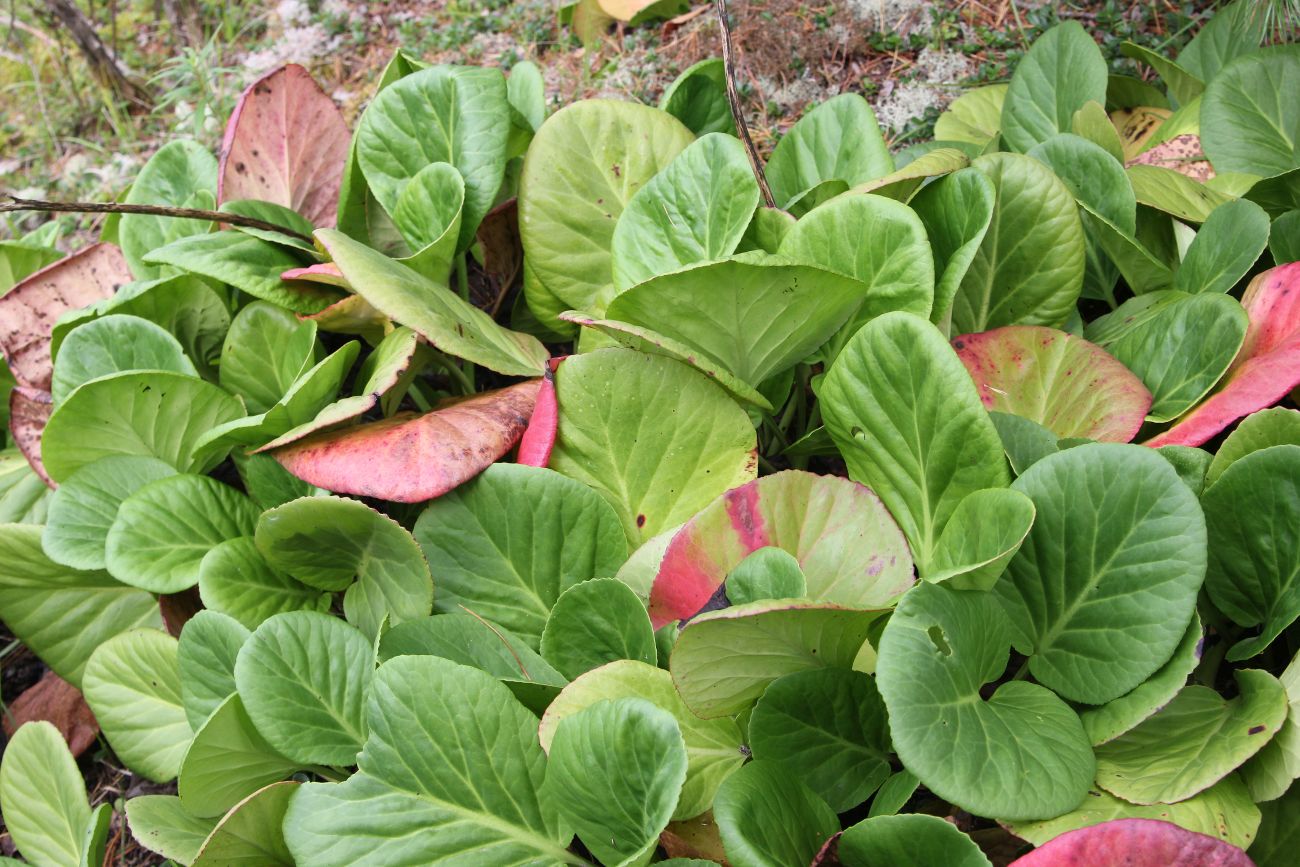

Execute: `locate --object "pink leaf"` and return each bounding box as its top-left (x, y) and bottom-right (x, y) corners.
top-left (11, 386), bottom-right (54, 487)
top-left (218, 64), bottom-right (350, 228)
top-left (282, 262), bottom-right (349, 288)
top-left (0, 243), bottom-right (128, 390)
top-left (1148, 262), bottom-right (1300, 447)
top-left (1008, 818), bottom-right (1255, 867)
top-left (516, 359), bottom-right (561, 467)
top-left (648, 471), bottom-right (914, 629)
top-left (271, 379), bottom-right (540, 502)
top-left (953, 325), bottom-right (1152, 442)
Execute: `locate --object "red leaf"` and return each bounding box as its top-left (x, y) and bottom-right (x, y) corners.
top-left (282, 262), bottom-right (349, 288)
top-left (1007, 819), bottom-right (1254, 866)
top-left (0, 243), bottom-right (128, 390)
top-left (271, 379), bottom-right (541, 502)
top-left (160, 587), bottom-right (204, 637)
top-left (1148, 262), bottom-right (1300, 447)
top-left (516, 360), bottom-right (560, 467)
top-left (218, 64), bottom-right (351, 228)
top-left (10, 386), bottom-right (54, 486)
top-left (2, 671), bottom-right (99, 758)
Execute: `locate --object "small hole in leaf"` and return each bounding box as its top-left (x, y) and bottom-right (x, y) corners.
top-left (928, 625), bottom-right (952, 656)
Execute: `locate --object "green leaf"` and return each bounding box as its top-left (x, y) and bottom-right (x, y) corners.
top-left (928, 487), bottom-right (1035, 590)
top-left (235, 450), bottom-right (316, 510)
top-left (1241, 650), bottom-right (1300, 801)
top-left (144, 231), bottom-right (338, 315)
top-left (611, 133), bottom-right (758, 291)
top-left (0, 524), bottom-right (161, 686)
top-left (41, 455), bottom-right (178, 570)
top-left (198, 537), bottom-right (333, 630)
top-left (235, 611), bottom-right (373, 766)
top-left (412, 463), bottom-right (634, 647)
top-left (670, 600), bottom-right (879, 719)
top-left (1159, 445), bottom-right (1214, 495)
top-left (749, 668), bottom-right (889, 812)
top-left (1206, 407), bottom-right (1300, 487)
top-left (1000, 22), bottom-right (1108, 153)
top-left (282, 656), bottom-right (571, 866)
top-left (125, 795), bottom-right (219, 865)
top-left (1086, 291), bottom-right (1249, 422)
top-left (726, 547), bottom-right (807, 606)
top-left (838, 814), bottom-right (991, 867)
top-left (1006, 775), bottom-right (1260, 852)
top-left (935, 83), bottom-right (1007, 146)
top-left (390, 162), bottom-right (463, 278)
top-left (660, 58), bottom-right (734, 136)
top-left (766, 94), bottom-right (892, 209)
top-left (549, 348), bottom-right (756, 548)
top-left (1202, 445), bottom-right (1300, 661)
top-left (541, 578), bottom-right (656, 680)
top-left (219, 199), bottom-right (318, 253)
top-left (121, 140), bottom-right (217, 280)
top-left (105, 474), bottom-right (260, 594)
top-left (910, 168), bottom-right (996, 327)
top-left (220, 301), bottom-right (318, 416)
top-left (178, 609), bottom-right (249, 730)
top-left (0, 241), bottom-right (62, 294)
top-left (1251, 782), bottom-right (1300, 867)
top-left (51, 315), bottom-right (197, 403)
top-left (995, 443), bottom-right (1206, 704)
top-left (821, 311), bottom-right (1008, 572)
top-left (190, 781), bottom-right (297, 867)
top-left (356, 65), bottom-right (509, 251)
top-left (713, 760), bottom-right (839, 867)
top-left (1095, 670), bottom-right (1288, 804)
top-left (1072, 100), bottom-right (1126, 163)
top-left (539, 659), bottom-right (745, 821)
top-left (1177, 0), bottom-right (1266, 82)
top-left (951, 153), bottom-right (1085, 332)
top-left (1119, 42), bottom-right (1204, 108)
top-left (868, 771), bottom-right (920, 818)
top-left (315, 229), bottom-right (548, 376)
top-left (846, 148), bottom-right (970, 203)
top-left (1079, 613), bottom-right (1203, 745)
top-left (0, 721), bottom-right (92, 867)
top-left (507, 60), bottom-right (546, 132)
top-left (82, 628), bottom-right (191, 782)
top-left (544, 698), bottom-right (687, 867)
top-left (41, 371), bottom-right (246, 482)
top-left (1202, 48), bottom-right (1300, 177)
top-left (1175, 199), bottom-right (1271, 294)
top-left (1028, 133), bottom-right (1135, 235)
top-left (1127, 164), bottom-right (1233, 223)
top-left (77, 804), bottom-right (110, 867)
top-left (179, 695), bottom-right (302, 818)
top-left (876, 582), bottom-right (1094, 821)
top-left (0, 449), bottom-right (51, 525)
top-left (519, 99), bottom-right (694, 314)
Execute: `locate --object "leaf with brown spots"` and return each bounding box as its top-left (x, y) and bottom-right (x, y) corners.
top-left (1127, 134), bottom-right (1216, 182)
top-left (271, 379), bottom-right (540, 502)
top-left (218, 64), bottom-right (351, 228)
top-left (1113, 106), bottom-right (1172, 162)
top-left (10, 385), bottom-right (53, 485)
top-left (0, 243), bottom-right (129, 391)
top-left (2, 670), bottom-right (99, 757)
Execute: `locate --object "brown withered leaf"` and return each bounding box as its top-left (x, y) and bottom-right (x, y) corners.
top-left (1127, 133), bottom-right (1215, 182)
top-left (10, 385), bottom-right (54, 486)
top-left (660, 811), bottom-right (731, 864)
top-left (2, 671), bottom-right (99, 757)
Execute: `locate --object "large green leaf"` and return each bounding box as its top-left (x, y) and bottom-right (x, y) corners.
top-left (749, 668), bottom-right (890, 812)
top-left (51, 315), bottom-right (196, 403)
top-left (995, 443), bottom-right (1205, 704)
top-left (1201, 445), bottom-right (1300, 661)
top-left (549, 348), bottom-right (756, 548)
top-left (0, 524), bottom-right (161, 686)
top-left (538, 660), bottom-right (745, 821)
top-left (544, 698), bottom-right (687, 867)
top-left (0, 721), bottom-right (92, 867)
top-left (540, 578), bottom-right (656, 680)
top-left (198, 537), bottom-right (332, 630)
top-left (875, 582), bottom-right (1094, 821)
top-left (821, 312), bottom-right (1008, 573)
top-left (41, 455), bottom-right (177, 570)
top-left (1177, 0), bottom-right (1266, 82)
top-left (951, 153), bottom-right (1085, 332)
top-left (1000, 22), bottom-right (1108, 153)
top-left (234, 611), bottom-right (373, 766)
top-left (356, 65), bottom-right (509, 251)
top-left (82, 628), bottom-right (191, 782)
top-left (1175, 199), bottom-right (1271, 295)
top-left (519, 99), bottom-right (694, 313)
top-left (1094, 670), bottom-right (1288, 804)
top-left (1202, 47), bottom-right (1300, 177)
top-left (178, 695), bottom-right (302, 819)
top-left (910, 168), bottom-right (996, 327)
top-left (412, 463), bottom-right (625, 647)
top-left (935, 84), bottom-right (1007, 146)
top-left (105, 473), bottom-right (260, 594)
top-left (838, 814), bottom-right (991, 867)
top-left (1028, 133), bottom-right (1135, 234)
top-left (190, 781), bottom-right (297, 867)
top-left (765, 94), bottom-right (892, 209)
top-left (124, 796), bottom-right (219, 865)
top-left (927, 487), bottom-right (1035, 591)
top-left (219, 301), bottom-right (318, 416)
top-left (1119, 42), bottom-right (1204, 108)
top-left (1242, 650), bottom-right (1300, 801)
top-left (283, 656), bottom-right (572, 866)
top-left (712, 760), bottom-right (839, 867)
top-left (390, 162), bottom-right (464, 275)
top-left (1207, 408), bottom-right (1300, 488)
top-left (178, 609), bottom-right (249, 730)
top-left (1127, 164), bottom-right (1233, 223)
top-left (41, 371), bottom-right (246, 482)
top-left (611, 133), bottom-right (758, 290)
top-left (120, 140), bottom-right (217, 280)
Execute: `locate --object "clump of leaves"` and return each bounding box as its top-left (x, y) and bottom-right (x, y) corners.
top-left (1, 2), bottom-right (1300, 865)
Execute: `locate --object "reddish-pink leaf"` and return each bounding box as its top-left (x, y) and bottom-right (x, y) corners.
top-left (218, 64), bottom-right (350, 228)
top-left (11, 386), bottom-right (54, 486)
top-left (648, 471), bottom-right (914, 629)
top-left (516, 360), bottom-right (560, 467)
top-left (1148, 263), bottom-right (1300, 447)
top-left (271, 379), bottom-right (541, 502)
top-left (282, 262), bottom-right (349, 288)
top-left (1, 671), bottom-right (99, 758)
top-left (1008, 819), bottom-right (1255, 867)
top-left (0, 243), bottom-right (128, 390)
top-left (953, 325), bottom-right (1152, 442)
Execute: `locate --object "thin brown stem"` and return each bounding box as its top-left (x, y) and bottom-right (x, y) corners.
top-left (713, 0), bottom-right (775, 208)
top-left (0, 195), bottom-right (316, 243)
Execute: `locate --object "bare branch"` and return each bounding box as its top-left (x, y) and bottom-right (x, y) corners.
top-left (0, 195), bottom-right (316, 244)
top-left (713, 0), bottom-right (775, 209)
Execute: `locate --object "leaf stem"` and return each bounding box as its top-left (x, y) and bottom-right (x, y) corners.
top-left (432, 353), bottom-right (475, 396)
top-left (0, 194), bottom-right (316, 242)
top-left (712, 0), bottom-right (775, 209)
top-left (306, 765), bottom-right (349, 783)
